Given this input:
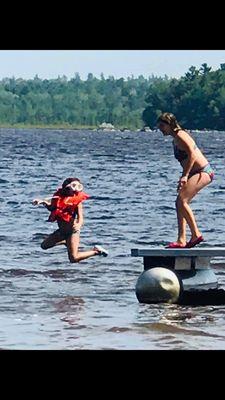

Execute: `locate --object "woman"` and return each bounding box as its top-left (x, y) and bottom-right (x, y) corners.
top-left (33, 177), bottom-right (108, 262)
top-left (157, 112), bottom-right (214, 248)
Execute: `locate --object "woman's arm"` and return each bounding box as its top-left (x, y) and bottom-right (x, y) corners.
top-left (175, 131), bottom-right (198, 191)
top-left (176, 130), bottom-right (197, 177)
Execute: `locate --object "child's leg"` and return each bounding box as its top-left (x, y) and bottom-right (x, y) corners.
top-left (66, 232), bottom-right (99, 263)
top-left (41, 229), bottom-right (66, 250)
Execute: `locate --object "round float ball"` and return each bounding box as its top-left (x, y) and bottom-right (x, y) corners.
top-left (135, 267), bottom-right (181, 304)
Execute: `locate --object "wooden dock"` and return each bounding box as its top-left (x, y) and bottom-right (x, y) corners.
top-left (131, 247), bottom-right (225, 257)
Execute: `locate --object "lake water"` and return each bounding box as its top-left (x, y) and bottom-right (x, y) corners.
top-left (1, 128), bottom-right (225, 349)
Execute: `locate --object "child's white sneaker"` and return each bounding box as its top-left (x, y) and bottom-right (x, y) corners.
top-left (94, 245), bottom-right (108, 257)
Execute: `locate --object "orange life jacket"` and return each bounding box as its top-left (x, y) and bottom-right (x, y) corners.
top-left (48, 189), bottom-right (90, 223)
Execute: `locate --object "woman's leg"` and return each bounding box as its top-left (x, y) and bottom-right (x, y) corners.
top-left (41, 229), bottom-right (66, 250)
top-left (176, 172), bottom-right (211, 241)
top-left (176, 215), bottom-right (187, 245)
top-left (66, 233), bottom-right (99, 263)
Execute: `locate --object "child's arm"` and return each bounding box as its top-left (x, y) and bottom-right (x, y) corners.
top-left (73, 203), bottom-right (84, 230)
top-left (32, 196), bottom-right (59, 210)
top-left (32, 198), bottom-right (50, 206)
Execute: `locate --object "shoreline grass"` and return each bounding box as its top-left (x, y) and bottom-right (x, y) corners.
top-left (0, 123), bottom-right (142, 131)
top-left (0, 123), bottom-right (221, 132)
top-left (0, 123), bottom-right (98, 130)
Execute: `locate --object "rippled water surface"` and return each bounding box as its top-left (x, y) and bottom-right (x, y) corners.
top-left (1, 128), bottom-right (225, 349)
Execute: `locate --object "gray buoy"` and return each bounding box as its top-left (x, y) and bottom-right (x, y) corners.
top-left (135, 267), bottom-right (181, 304)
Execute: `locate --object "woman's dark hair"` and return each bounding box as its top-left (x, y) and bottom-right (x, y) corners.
top-left (157, 112), bottom-right (182, 131)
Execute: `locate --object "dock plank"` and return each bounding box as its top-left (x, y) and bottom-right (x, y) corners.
top-left (131, 247), bottom-right (225, 257)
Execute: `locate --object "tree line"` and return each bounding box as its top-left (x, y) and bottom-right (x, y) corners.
top-left (143, 63), bottom-right (225, 130)
top-left (0, 73), bottom-right (152, 129)
top-left (0, 64), bottom-right (224, 130)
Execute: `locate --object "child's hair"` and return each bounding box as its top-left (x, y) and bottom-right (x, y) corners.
top-left (157, 112), bottom-right (182, 132)
top-left (62, 177), bottom-right (81, 188)
top-left (60, 177), bottom-right (81, 195)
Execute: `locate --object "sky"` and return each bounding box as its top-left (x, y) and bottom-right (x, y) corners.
top-left (0, 50), bottom-right (224, 80)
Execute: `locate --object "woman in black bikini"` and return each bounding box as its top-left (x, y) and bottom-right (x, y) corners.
top-left (157, 112), bottom-right (214, 248)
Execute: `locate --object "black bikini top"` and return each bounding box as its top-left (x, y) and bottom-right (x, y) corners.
top-left (173, 140), bottom-right (197, 162)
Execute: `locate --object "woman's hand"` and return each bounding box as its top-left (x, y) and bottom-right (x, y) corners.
top-left (177, 176), bottom-right (188, 192)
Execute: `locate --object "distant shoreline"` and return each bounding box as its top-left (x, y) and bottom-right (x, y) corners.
top-left (0, 124), bottom-right (223, 133)
top-left (0, 123), bottom-right (139, 131)
top-left (0, 123), bottom-right (98, 130)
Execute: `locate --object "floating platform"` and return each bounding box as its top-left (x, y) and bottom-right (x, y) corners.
top-left (131, 247), bottom-right (225, 305)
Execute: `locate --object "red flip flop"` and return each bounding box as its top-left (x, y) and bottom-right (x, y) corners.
top-left (186, 235), bottom-right (204, 248)
top-left (166, 242), bottom-right (186, 248)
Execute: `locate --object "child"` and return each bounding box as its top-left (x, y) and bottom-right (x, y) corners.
top-left (33, 177), bottom-right (108, 262)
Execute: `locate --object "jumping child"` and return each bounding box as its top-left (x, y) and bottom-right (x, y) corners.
top-left (33, 177), bottom-right (108, 262)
